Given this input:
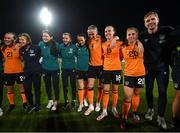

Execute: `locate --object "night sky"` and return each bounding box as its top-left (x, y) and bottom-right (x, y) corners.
top-left (0, 0), bottom-right (179, 44)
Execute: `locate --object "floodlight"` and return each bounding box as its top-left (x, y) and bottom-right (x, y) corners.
top-left (40, 7), bottom-right (52, 28)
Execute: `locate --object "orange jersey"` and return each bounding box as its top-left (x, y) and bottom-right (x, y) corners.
top-left (1, 44), bottom-right (23, 74)
top-left (102, 40), bottom-right (123, 70)
top-left (87, 35), bottom-right (103, 66)
top-left (121, 44), bottom-right (145, 76)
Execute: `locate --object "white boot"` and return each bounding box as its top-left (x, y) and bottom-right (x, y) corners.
top-left (0, 108), bottom-right (3, 116)
top-left (46, 100), bottom-right (54, 109)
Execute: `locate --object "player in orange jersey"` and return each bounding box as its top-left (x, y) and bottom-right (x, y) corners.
top-left (84, 25), bottom-right (119, 115)
top-left (1, 32), bottom-right (27, 113)
top-left (96, 25), bottom-right (123, 121)
top-left (84, 25), bottom-right (104, 115)
top-left (120, 27), bottom-right (145, 129)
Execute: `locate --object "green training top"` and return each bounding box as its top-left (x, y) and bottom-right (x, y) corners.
top-left (39, 41), bottom-right (60, 71)
top-left (59, 43), bottom-right (77, 70)
top-left (76, 44), bottom-right (89, 71)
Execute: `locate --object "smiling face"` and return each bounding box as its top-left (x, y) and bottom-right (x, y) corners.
top-left (105, 26), bottom-right (115, 40)
top-left (4, 33), bottom-right (15, 46)
top-left (19, 36), bottom-right (28, 46)
top-left (62, 33), bottom-right (71, 45)
top-left (42, 32), bottom-right (52, 43)
top-left (144, 13), bottom-right (159, 33)
top-left (77, 36), bottom-right (86, 46)
top-left (87, 29), bottom-right (97, 39)
top-left (126, 28), bottom-right (138, 44)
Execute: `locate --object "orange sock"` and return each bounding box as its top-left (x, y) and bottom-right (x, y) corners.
top-left (87, 89), bottom-right (94, 105)
top-left (21, 92), bottom-right (27, 103)
top-left (112, 89), bottom-right (118, 108)
top-left (97, 87), bottom-right (103, 102)
top-left (103, 90), bottom-right (109, 109)
top-left (132, 95), bottom-right (140, 112)
top-left (78, 89), bottom-right (84, 104)
top-left (84, 88), bottom-right (88, 99)
top-left (122, 99), bottom-right (131, 119)
top-left (7, 92), bottom-right (15, 105)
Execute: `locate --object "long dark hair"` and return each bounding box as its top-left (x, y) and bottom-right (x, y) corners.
top-left (50, 40), bottom-right (58, 57)
top-left (42, 30), bottom-right (58, 57)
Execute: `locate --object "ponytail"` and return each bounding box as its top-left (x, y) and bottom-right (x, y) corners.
top-left (50, 40), bottom-right (58, 57)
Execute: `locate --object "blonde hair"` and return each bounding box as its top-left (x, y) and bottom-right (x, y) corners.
top-left (144, 11), bottom-right (159, 20)
top-left (63, 32), bottom-right (72, 42)
top-left (127, 27), bottom-right (139, 35)
top-left (18, 33), bottom-right (32, 45)
top-left (87, 25), bottom-right (98, 31)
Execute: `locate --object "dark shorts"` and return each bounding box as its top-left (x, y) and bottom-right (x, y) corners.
top-left (76, 70), bottom-right (88, 81)
top-left (124, 76), bottom-right (145, 88)
top-left (102, 70), bottom-right (122, 84)
top-left (87, 66), bottom-right (103, 79)
top-left (172, 67), bottom-right (180, 90)
top-left (4, 73), bottom-right (24, 86)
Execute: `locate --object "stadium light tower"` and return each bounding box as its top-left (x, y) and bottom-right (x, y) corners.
top-left (40, 7), bottom-right (52, 30)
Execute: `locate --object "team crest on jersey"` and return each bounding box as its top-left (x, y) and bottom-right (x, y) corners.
top-left (68, 48), bottom-right (73, 54)
top-left (29, 49), bottom-right (35, 56)
top-left (159, 34), bottom-right (166, 44)
top-left (13, 48), bottom-right (16, 51)
top-left (30, 49), bottom-right (34, 54)
top-left (95, 38), bottom-right (100, 43)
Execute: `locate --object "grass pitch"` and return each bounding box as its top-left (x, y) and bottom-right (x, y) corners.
top-left (0, 75), bottom-right (176, 132)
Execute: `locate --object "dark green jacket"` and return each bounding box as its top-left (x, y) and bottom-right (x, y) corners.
top-left (59, 43), bottom-right (77, 70)
top-left (38, 41), bottom-right (60, 71)
top-left (76, 44), bottom-right (89, 71)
